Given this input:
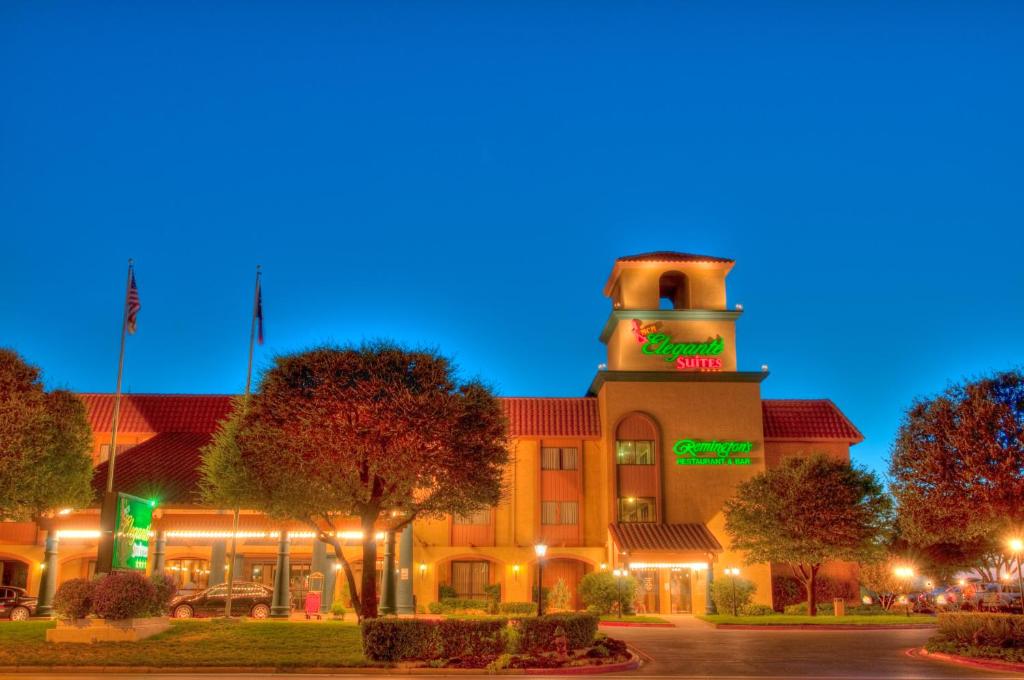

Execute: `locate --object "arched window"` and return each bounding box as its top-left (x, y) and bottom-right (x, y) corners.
top-left (658, 271), bottom-right (690, 310)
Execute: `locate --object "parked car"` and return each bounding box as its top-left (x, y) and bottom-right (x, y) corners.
top-left (0, 587), bottom-right (37, 621)
top-left (170, 581), bottom-right (273, 619)
top-left (961, 582), bottom-right (1022, 612)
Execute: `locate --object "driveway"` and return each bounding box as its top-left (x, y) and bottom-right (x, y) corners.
top-left (603, 615), bottom-right (1001, 678)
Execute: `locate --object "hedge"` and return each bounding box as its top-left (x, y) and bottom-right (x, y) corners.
top-left (518, 613), bottom-right (599, 652)
top-left (436, 618), bottom-right (508, 658)
top-left (427, 598), bottom-right (492, 615)
top-left (361, 619), bottom-right (439, 661)
top-left (52, 578), bottom-right (95, 620)
top-left (499, 601), bottom-right (538, 616)
top-left (937, 613), bottom-right (1024, 648)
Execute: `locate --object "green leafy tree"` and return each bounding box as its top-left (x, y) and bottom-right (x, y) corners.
top-left (889, 370), bottom-right (1024, 578)
top-left (0, 349), bottom-right (93, 521)
top-left (200, 343), bottom-right (508, 619)
top-left (579, 571), bottom-right (637, 615)
top-left (724, 455), bottom-right (893, 616)
top-left (857, 557), bottom-right (903, 611)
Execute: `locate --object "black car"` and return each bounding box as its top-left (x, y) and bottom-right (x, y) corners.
top-left (170, 581), bottom-right (273, 619)
top-left (0, 586), bottom-right (37, 621)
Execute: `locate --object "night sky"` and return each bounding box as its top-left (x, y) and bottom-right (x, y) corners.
top-left (2, 2), bottom-right (1022, 478)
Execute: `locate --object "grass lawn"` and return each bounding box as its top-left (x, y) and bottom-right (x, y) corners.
top-left (0, 619), bottom-right (371, 668)
top-left (699, 614), bottom-right (937, 626)
top-left (599, 615), bottom-right (670, 624)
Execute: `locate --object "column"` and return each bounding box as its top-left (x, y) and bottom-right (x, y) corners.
top-left (705, 560), bottom-right (716, 614)
top-left (396, 525), bottom-right (414, 614)
top-left (152, 531), bottom-right (167, 574)
top-left (270, 532), bottom-right (291, 618)
top-left (379, 531), bottom-right (396, 615)
top-left (232, 552), bottom-right (245, 580)
top-left (323, 555), bottom-right (338, 614)
top-left (310, 538), bottom-right (329, 613)
top-left (35, 531), bottom-right (59, 617)
top-left (209, 540), bottom-right (227, 587)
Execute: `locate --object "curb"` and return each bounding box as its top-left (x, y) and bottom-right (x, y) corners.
top-left (710, 623), bottom-right (937, 631)
top-left (911, 647), bottom-right (1024, 674)
top-left (599, 621), bottom-right (675, 628)
top-left (0, 653), bottom-right (642, 676)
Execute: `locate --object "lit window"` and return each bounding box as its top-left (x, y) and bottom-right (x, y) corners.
top-left (616, 440), bottom-right (654, 465)
top-left (451, 561), bottom-right (490, 599)
top-left (541, 447), bottom-right (578, 470)
top-left (618, 497), bottom-right (656, 523)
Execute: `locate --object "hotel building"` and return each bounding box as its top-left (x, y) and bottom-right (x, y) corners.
top-left (0, 252), bottom-right (862, 615)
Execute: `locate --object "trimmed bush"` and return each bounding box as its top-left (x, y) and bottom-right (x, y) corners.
top-left (52, 578), bottom-right (95, 620)
top-left (330, 601), bottom-right (347, 619)
top-left (712, 577), bottom-right (756, 615)
top-left (92, 571), bottom-right (157, 620)
top-left (937, 613), bottom-right (1024, 648)
top-left (361, 619), bottom-right (439, 661)
top-left (579, 572), bottom-right (637, 615)
top-left (436, 618), bottom-right (507, 658)
top-left (149, 572), bottom-right (177, 615)
top-left (783, 602), bottom-right (834, 615)
top-left (438, 584), bottom-right (457, 599)
top-left (498, 601), bottom-right (538, 617)
top-left (518, 613), bottom-right (599, 651)
top-left (427, 598), bottom-right (490, 615)
top-left (741, 603), bottom-right (775, 616)
top-left (771, 574), bottom-right (857, 611)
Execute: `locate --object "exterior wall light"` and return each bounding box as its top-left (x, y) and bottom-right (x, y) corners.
top-left (600, 563), bottom-right (607, 571)
top-left (735, 304), bottom-right (743, 311)
top-left (512, 563), bottom-right (520, 582)
top-left (761, 364), bottom-right (769, 372)
top-left (418, 563), bottom-right (427, 578)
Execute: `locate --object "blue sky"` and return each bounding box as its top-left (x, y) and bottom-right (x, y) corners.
top-left (2, 1), bottom-right (1022, 478)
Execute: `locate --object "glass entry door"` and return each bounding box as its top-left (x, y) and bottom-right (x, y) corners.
top-left (669, 569), bottom-right (693, 613)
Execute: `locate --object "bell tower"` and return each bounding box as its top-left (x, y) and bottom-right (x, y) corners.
top-left (599, 251), bottom-right (741, 374)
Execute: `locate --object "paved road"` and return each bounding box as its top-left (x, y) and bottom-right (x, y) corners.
top-left (0, 617), bottom-right (1010, 680)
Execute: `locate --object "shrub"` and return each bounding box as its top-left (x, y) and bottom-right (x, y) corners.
top-left (712, 577), bottom-right (756, 615)
top-left (436, 618), bottom-right (507, 658)
top-left (361, 619), bottom-right (439, 661)
top-left (783, 602), bottom-right (834, 615)
top-left (483, 582), bottom-right (501, 602)
top-left (92, 571), bottom-right (157, 620)
top-left (149, 572), bottom-right (177, 615)
top-left (741, 603), bottom-right (775, 616)
top-left (498, 601), bottom-right (537, 617)
top-left (548, 578), bottom-right (571, 610)
top-left (438, 584), bottom-right (458, 599)
top-left (427, 598), bottom-right (490, 615)
top-left (937, 613), bottom-right (1024, 647)
top-left (771, 574), bottom-right (857, 611)
top-left (518, 612), bottom-right (599, 651)
top-left (330, 601), bottom-right (346, 619)
top-left (579, 572), bottom-right (637, 615)
top-left (52, 578), bottom-right (95, 620)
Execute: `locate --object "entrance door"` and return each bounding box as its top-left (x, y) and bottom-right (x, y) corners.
top-left (669, 569), bottom-right (692, 613)
top-left (635, 570), bottom-right (659, 614)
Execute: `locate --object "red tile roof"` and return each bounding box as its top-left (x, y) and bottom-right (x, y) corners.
top-left (92, 432), bottom-right (212, 506)
top-left (616, 251), bottom-right (734, 264)
top-left (502, 398), bottom-right (601, 438)
top-left (79, 394), bottom-right (233, 433)
top-left (609, 523), bottom-right (723, 553)
top-left (762, 399), bottom-right (863, 443)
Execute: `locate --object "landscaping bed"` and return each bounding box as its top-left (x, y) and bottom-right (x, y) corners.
top-left (699, 614), bottom-right (937, 628)
top-left (920, 612), bottom-right (1024, 666)
top-left (599, 615), bottom-right (672, 627)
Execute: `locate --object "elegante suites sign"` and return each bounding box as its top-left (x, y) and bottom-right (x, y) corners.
top-left (673, 439), bottom-right (753, 466)
top-left (111, 493), bottom-right (155, 571)
top-left (631, 320), bottom-right (724, 371)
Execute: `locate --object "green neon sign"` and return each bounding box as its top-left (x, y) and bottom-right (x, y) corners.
top-left (674, 439), bottom-right (753, 466)
top-left (111, 493), bottom-right (155, 571)
top-left (631, 321), bottom-right (725, 371)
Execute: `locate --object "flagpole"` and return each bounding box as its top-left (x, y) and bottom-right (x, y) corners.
top-left (225, 265), bottom-right (261, 617)
top-left (105, 259), bottom-right (134, 493)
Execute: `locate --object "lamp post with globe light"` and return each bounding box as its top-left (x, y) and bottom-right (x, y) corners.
top-left (724, 568), bottom-right (740, 617)
top-left (894, 566), bottom-right (915, 617)
top-left (1009, 538), bottom-right (1024, 615)
top-left (612, 569), bottom-right (624, 617)
top-left (534, 543), bottom-right (547, 616)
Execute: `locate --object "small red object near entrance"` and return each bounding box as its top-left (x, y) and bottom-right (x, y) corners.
top-left (304, 592), bottom-right (321, 619)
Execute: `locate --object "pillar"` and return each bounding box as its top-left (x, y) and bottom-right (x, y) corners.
top-left (323, 555), bottom-right (338, 613)
top-left (705, 560), bottom-right (717, 614)
top-left (35, 531), bottom-right (59, 617)
top-left (152, 531), bottom-right (167, 574)
top-left (310, 538), bottom-right (329, 613)
top-left (270, 532), bottom-right (291, 618)
top-left (379, 530), bottom-right (397, 615)
top-left (232, 552), bottom-right (245, 580)
top-left (209, 540), bottom-right (227, 586)
top-left (396, 525), bottom-right (414, 614)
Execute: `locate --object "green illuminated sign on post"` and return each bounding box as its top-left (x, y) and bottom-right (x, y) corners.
top-left (111, 493), bottom-right (155, 571)
top-left (674, 439), bottom-right (753, 466)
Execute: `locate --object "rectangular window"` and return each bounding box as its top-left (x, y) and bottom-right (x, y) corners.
top-left (541, 447), bottom-right (579, 470)
top-left (616, 440), bottom-right (654, 465)
top-left (453, 509), bottom-right (491, 525)
top-left (451, 561), bottom-right (490, 599)
top-left (541, 500), bottom-right (579, 525)
top-left (618, 497), bottom-right (657, 523)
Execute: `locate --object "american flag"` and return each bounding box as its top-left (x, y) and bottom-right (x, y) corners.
top-left (126, 269), bottom-right (141, 334)
top-left (255, 277), bottom-right (264, 345)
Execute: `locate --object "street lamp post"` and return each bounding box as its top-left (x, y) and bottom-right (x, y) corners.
top-left (893, 566), bottom-right (915, 618)
top-left (1009, 538), bottom-right (1024, 615)
top-left (725, 568), bottom-right (740, 617)
top-left (613, 569), bottom-right (623, 618)
top-left (534, 543), bottom-right (547, 617)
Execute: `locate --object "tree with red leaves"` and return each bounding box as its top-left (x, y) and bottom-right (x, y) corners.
top-left (890, 369), bottom-right (1024, 579)
top-left (201, 343), bottom-right (508, 619)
